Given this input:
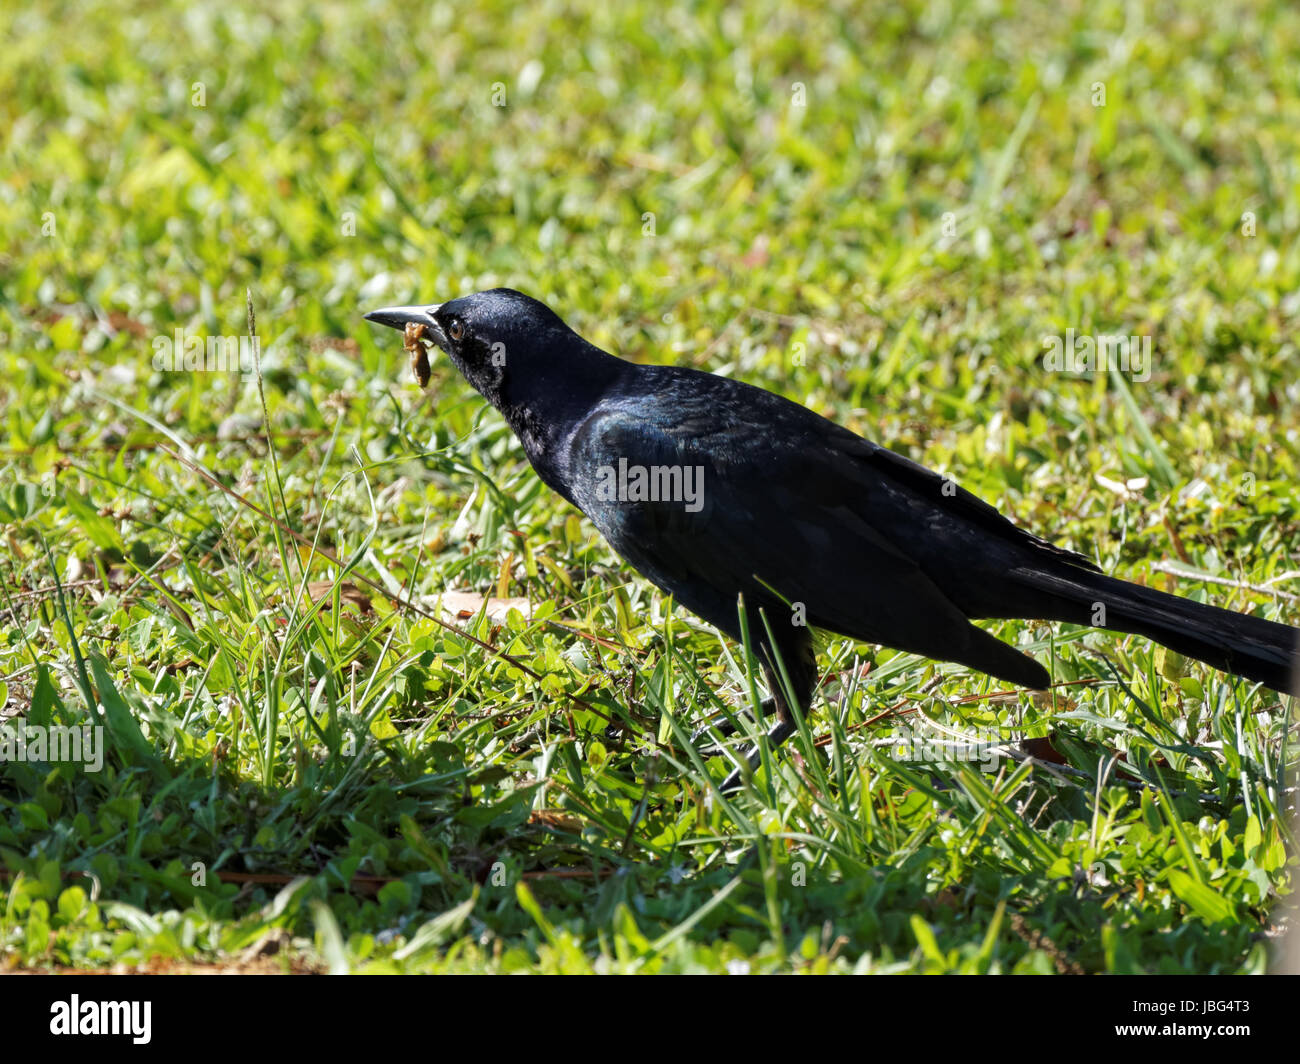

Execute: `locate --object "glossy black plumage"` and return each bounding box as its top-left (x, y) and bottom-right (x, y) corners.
top-left (365, 289), bottom-right (1298, 781)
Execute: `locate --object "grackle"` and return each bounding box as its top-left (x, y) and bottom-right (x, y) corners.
top-left (366, 289), bottom-right (1298, 789)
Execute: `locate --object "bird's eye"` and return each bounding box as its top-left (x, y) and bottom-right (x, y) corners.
top-left (448, 320), bottom-right (465, 342)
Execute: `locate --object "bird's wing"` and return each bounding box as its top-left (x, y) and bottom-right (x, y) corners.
top-left (828, 430), bottom-right (1100, 573)
top-left (562, 394), bottom-right (1045, 685)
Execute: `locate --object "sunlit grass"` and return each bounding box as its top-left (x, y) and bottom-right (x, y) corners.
top-left (0, 0), bottom-right (1296, 972)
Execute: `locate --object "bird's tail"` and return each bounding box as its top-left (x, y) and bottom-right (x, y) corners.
top-left (1009, 565), bottom-right (1299, 694)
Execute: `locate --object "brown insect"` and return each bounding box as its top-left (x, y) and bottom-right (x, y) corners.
top-left (403, 321), bottom-right (432, 388)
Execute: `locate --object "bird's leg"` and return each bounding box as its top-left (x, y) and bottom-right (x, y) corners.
top-left (719, 717), bottom-right (796, 792)
top-left (691, 648), bottom-right (798, 750)
top-left (689, 706), bottom-right (757, 749)
top-left (718, 658), bottom-right (809, 792)
top-left (690, 692), bottom-right (788, 755)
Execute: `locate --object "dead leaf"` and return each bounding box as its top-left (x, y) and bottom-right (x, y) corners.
top-left (1021, 734), bottom-right (1069, 765)
top-left (437, 589), bottom-right (532, 622)
top-left (306, 581), bottom-right (374, 612)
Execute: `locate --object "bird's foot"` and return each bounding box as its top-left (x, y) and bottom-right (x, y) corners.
top-left (691, 694), bottom-right (786, 753)
top-left (719, 719), bottom-right (797, 792)
top-left (689, 710), bottom-right (753, 756)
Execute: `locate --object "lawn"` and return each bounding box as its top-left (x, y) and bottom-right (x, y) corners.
top-left (1, 0), bottom-right (1297, 973)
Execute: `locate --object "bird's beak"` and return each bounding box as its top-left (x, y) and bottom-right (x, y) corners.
top-left (363, 304), bottom-right (448, 347)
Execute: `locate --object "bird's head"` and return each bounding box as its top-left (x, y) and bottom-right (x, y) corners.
top-left (364, 288), bottom-right (576, 405)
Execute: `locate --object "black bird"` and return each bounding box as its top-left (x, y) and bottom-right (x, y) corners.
top-left (366, 289), bottom-right (1298, 787)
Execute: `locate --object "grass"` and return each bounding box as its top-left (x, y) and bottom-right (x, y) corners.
top-left (0, 0), bottom-right (1297, 973)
